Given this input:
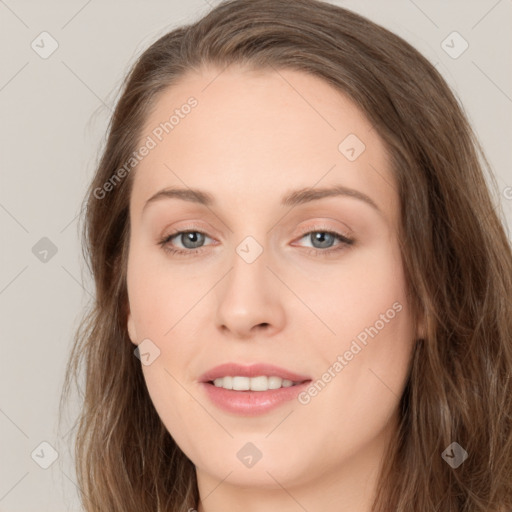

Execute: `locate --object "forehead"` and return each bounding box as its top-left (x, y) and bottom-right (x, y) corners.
top-left (130, 65), bottom-right (397, 223)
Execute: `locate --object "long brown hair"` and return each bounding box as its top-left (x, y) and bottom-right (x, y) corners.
top-left (59, 0), bottom-right (512, 510)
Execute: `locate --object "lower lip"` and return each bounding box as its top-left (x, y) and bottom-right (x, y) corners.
top-left (200, 380), bottom-right (311, 416)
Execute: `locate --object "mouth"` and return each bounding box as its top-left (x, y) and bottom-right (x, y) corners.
top-left (206, 375), bottom-right (310, 391)
top-left (198, 363), bottom-right (312, 416)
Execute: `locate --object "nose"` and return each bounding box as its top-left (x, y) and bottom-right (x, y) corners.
top-left (215, 244), bottom-right (286, 339)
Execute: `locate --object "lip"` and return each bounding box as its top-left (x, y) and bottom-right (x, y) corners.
top-left (200, 381), bottom-right (312, 416)
top-left (199, 363), bottom-right (311, 383)
top-left (198, 363), bottom-right (312, 416)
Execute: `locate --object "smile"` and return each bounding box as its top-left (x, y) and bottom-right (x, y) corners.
top-left (210, 375), bottom-right (305, 391)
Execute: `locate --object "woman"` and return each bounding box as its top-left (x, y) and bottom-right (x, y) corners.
top-left (60, 0), bottom-right (512, 510)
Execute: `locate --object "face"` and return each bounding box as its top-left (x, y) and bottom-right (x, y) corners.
top-left (126, 65), bottom-right (422, 497)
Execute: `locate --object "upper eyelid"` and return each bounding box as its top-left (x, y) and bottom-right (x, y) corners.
top-left (163, 229), bottom-right (214, 245)
top-left (163, 226), bottom-right (352, 246)
top-left (164, 218), bottom-right (352, 238)
top-left (164, 226), bottom-right (348, 237)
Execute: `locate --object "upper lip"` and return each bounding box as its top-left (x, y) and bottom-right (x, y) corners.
top-left (199, 363), bottom-right (312, 383)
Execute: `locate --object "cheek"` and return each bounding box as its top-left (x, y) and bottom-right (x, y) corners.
top-left (291, 235), bottom-right (410, 347)
top-left (126, 247), bottom-right (206, 412)
top-left (140, 359), bottom-right (210, 466)
top-left (303, 238), bottom-right (414, 415)
top-left (126, 245), bottom-right (206, 339)
top-left (334, 240), bottom-right (414, 371)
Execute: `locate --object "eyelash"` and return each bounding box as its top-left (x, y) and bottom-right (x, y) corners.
top-left (157, 225), bottom-right (355, 258)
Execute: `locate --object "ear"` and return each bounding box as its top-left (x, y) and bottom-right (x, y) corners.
top-left (416, 310), bottom-right (426, 341)
top-left (127, 310), bottom-right (138, 346)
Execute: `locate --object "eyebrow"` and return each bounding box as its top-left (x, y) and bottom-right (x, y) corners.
top-left (142, 184), bottom-right (381, 215)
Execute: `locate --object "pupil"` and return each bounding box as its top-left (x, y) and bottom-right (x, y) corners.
top-left (183, 232), bottom-right (204, 249)
top-left (313, 232), bottom-right (333, 249)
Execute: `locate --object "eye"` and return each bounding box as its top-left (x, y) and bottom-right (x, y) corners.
top-left (158, 229), bottom-right (215, 256)
top-left (157, 226), bottom-right (355, 257)
top-left (293, 228), bottom-right (354, 256)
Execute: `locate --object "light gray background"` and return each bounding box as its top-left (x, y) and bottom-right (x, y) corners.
top-left (1, 1), bottom-right (511, 510)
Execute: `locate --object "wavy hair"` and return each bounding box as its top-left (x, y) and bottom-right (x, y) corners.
top-left (60, 0), bottom-right (512, 510)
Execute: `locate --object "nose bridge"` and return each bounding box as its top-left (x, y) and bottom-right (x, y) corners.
top-left (226, 232), bottom-right (271, 302)
top-left (214, 231), bottom-right (286, 336)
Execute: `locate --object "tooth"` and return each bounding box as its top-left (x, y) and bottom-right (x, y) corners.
top-left (210, 375), bottom-right (299, 391)
top-left (232, 376), bottom-right (250, 391)
top-left (267, 376), bottom-right (283, 389)
top-left (250, 376), bottom-right (268, 391)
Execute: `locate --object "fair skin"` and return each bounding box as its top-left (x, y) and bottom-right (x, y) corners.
top-left (126, 65), bottom-right (423, 512)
